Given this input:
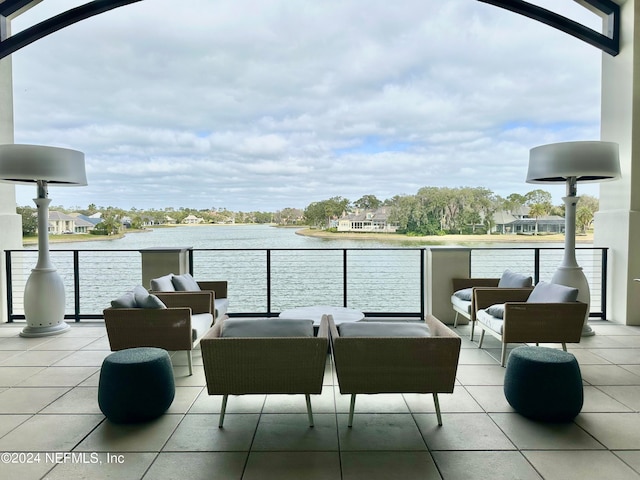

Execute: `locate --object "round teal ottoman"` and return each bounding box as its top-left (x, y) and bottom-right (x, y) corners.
top-left (98, 347), bottom-right (175, 423)
top-left (504, 346), bottom-right (583, 422)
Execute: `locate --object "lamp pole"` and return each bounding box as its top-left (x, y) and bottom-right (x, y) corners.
top-left (22, 179), bottom-right (69, 337)
top-left (551, 177), bottom-right (594, 336)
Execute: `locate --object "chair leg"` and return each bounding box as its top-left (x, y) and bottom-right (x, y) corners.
top-left (348, 394), bottom-right (356, 428)
top-left (433, 393), bottom-right (443, 426)
top-left (453, 312), bottom-right (459, 328)
top-left (218, 395), bottom-right (228, 428)
top-left (562, 342), bottom-right (567, 351)
top-left (478, 330), bottom-right (485, 348)
top-left (470, 319), bottom-right (475, 341)
top-left (305, 394), bottom-right (314, 427)
top-left (188, 351), bottom-right (193, 376)
top-left (501, 343), bottom-right (507, 367)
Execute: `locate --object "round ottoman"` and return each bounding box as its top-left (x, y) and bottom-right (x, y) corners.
top-left (98, 347), bottom-right (175, 423)
top-left (504, 346), bottom-right (583, 422)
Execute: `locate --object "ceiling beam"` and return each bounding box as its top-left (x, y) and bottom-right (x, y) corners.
top-left (478, 0), bottom-right (620, 56)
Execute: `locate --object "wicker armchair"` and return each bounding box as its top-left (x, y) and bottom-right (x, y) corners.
top-left (200, 315), bottom-right (329, 428)
top-left (474, 285), bottom-right (588, 366)
top-left (451, 270), bottom-right (533, 340)
top-left (150, 274), bottom-right (229, 323)
top-left (103, 290), bottom-right (214, 375)
top-left (329, 315), bottom-right (461, 427)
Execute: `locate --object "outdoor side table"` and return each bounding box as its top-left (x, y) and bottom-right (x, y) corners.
top-left (504, 346), bottom-right (583, 422)
top-left (98, 347), bottom-right (175, 423)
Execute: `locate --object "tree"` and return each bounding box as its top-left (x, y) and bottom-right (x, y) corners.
top-left (525, 189), bottom-right (552, 206)
top-left (576, 194), bottom-right (599, 233)
top-left (16, 206), bottom-right (38, 236)
top-left (528, 202), bottom-right (550, 235)
top-left (354, 195), bottom-right (381, 211)
top-left (303, 196), bottom-right (350, 228)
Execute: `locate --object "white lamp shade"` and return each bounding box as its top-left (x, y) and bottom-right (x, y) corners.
top-left (527, 141), bottom-right (620, 184)
top-left (0, 144), bottom-right (87, 186)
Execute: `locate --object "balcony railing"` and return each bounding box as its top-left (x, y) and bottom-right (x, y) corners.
top-left (4, 246), bottom-right (608, 322)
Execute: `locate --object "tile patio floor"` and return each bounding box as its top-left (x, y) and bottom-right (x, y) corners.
top-left (0, 319), bottom-right (639, 479)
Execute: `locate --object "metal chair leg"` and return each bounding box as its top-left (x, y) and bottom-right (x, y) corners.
top-left (478, 330), bottom-right (485, 348)
top-left (562, 342), bottom-right (567, 351)
top-left (453, 312), bottom-right (459, 328)
top-left (218, 395), bottom-right (228, 428)
top-left (348, 394), bottom-right (356, 428)
top-left (188, 351), bottom-right (193, 376)
top-left (305, 394), bottom-right (314, 427)
top-left (470, 319), bottom-right (475, 341)
top-left (433, 393), bottom-right (443, 426)
top-left (501, 343), bottom-right (507, 367)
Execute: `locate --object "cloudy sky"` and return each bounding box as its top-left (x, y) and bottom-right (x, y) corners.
top-left (9, 0), bottom-right (604, 212)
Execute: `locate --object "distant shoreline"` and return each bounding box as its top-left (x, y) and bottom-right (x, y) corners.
top-left (23, 224), bottom-right (594, 247)
top-left (294, 228), bottom-right (594, 244)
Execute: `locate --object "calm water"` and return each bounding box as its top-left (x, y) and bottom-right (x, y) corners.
top-left (12, 225), bottom-right (600, 316)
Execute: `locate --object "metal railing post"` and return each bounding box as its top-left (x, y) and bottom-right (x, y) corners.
top-left (73, 250), bottom-right (81, 322)
top-left (5, 250), bottom-right (13, 323)
top-left (343, 249), bottom-right (348, 307)
top-left (266, 249), bottom-right (272, 314)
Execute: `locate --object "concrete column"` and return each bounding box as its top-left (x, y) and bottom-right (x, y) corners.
top-left (594, 0), bottom-right (640, 325)
top-left (140, 247), bottom-right (192, 290)
top-left (0, 51), bottom-right (24, 324)
top-left (426, 247), bottom-right (471, 324)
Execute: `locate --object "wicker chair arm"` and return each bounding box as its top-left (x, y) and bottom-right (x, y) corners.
top-left (153, 291), bottom-right (213, 314)
top-left (103, 307), bottom-right (194, 351)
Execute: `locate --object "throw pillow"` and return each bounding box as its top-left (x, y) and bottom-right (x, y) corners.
top-left (133, 285), bottom-right (167, 309)
top-left (172, 273), bottom-right (201, 291)
top-left (498, 269), bottom-right (533, 288)
top-left (527, 281), bottom-right (579, 303)
top-left (454, 288), bottom-right (473, 301)
top-left (485, 304), bottom-right (505, 319)
top-left (150, 274), bottom-right (175, 292)
top-left (111, 291), bottom-right (137, 308)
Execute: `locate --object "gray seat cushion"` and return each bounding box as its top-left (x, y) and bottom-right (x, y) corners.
top-left (338, 322), bottom-right (430, 337)
top-left (221, 318), bottom-right (314, 337)
top-left (191, 313), bottom-right (215, 342)
top-left (451, 295), bottom-right (472, 315)
top-left (476, 309), bottom-right (504, 334)
top-left (214, 298), bottom-right (229, 320)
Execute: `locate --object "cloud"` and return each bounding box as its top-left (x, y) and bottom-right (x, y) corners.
top-left (9, 0), bottom-right (603, 210)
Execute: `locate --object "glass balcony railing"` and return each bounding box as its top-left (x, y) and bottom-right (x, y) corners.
top-left (4, 246), bottom-right (608, 322)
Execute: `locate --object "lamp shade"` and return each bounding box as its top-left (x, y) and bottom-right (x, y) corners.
top-left (526, 141), bottom-right (620, 184)
top-left (0, 144), bottom-right (87, 186)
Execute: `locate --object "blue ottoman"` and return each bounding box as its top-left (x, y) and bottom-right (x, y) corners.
top-left (98, 347), bottom-right (175, 423)
top-left (504, 346), bottom-right (583, 422)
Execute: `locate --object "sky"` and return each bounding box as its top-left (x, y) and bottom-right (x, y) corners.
top-left (8, 0), bottom-right (605, 212)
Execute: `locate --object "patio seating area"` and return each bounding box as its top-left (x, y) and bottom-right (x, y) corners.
top-left (1, 319), bottom-right (640, 479)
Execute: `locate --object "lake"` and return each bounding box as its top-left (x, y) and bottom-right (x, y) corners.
top-left (11, 225), bottom-right (602, 317)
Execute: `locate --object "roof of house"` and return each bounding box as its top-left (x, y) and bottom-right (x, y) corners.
top-left (341, 207), bottom-right (391, 222)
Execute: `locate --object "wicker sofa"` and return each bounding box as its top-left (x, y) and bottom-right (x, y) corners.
top-left (474, 281), bottom-right (588, 366)
top-left (329, 314), bottom-right (461, 427)
top-left (103, 288), bottom-right (214, 375)
top-left (200, 315), bottom-right (329, 428)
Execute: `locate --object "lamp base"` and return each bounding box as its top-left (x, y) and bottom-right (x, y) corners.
top-left (21, 267), bottom-right (70, 338)
top-left (20, 322), bottom-right (70, 338)
top-left (551, 265), bottom-right (594, 337)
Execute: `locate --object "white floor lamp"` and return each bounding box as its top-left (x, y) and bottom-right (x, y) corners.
top-left (0, 144), bottom-right (87, 337)
top-left (526, 141), bottom-right (620, 336)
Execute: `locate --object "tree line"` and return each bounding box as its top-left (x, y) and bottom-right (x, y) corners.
top-left (303, 187), bottom-right (600, 236)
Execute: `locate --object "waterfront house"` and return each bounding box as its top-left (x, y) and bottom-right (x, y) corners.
top-left (48, 211), bottom-right (95, 235)
top-left (337, 207), bottom-right (398, 233)
top-left (183, 214), bottom-right (204, 225)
